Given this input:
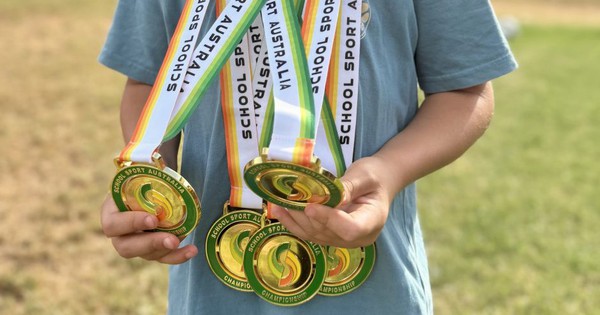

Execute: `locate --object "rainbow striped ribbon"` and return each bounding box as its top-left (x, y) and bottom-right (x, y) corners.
top-left (251, 34), bottom-right (273, 150)
top-left (165, 0), bottom-right (268, 140)
top-left (247, 15), bottom-right (265, 73)
top-left (301, 0), bottom-right (341, 161)
top-left (261, 0), bottom-right (340, 166)
top-left (261, 0), bottom-right (314, 166)
top-left (316, 98), bottom-right (347, 176)
top-left (218, 0), bottom-right (263, 209)
top-left (119, 0), bottom-right (208, 163)
top-left (325, 0), bottom-right (362, 168)
top-left (294, 0), bottom-right (306, 21)
top-left (302, 0), bottom-right (341, 121)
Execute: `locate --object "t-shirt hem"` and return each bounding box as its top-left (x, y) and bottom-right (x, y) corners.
top-left (419, 53), bottom-right (518, 94)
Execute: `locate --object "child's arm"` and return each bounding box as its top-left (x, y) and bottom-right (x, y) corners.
top-left (272, 82), bottom-right (495, 248)
top-left (100, 78), bottom-right (198, 264)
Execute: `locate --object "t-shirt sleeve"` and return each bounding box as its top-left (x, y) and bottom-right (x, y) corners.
top-left (414, 0), bottom-right (518, 94)
top-left (98, 0), bottom-right (176, 85)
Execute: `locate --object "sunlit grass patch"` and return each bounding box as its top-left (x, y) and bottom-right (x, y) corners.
top-left (419, 24), bottom-right (600, 315)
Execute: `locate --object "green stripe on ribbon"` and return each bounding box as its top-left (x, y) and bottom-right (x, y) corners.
top-left (321, 98), bottom-right (346, 176)
top-left (259, 93), bottom-right (275, 151)
top-left (281, 0), bottom-right (315, 140)
top-left (164, 0), bottom-right (268, 140)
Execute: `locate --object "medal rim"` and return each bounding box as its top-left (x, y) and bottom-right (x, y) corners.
top-left (243, 156), bottom-right (344, 210)
top-left (205, 209), bottom-right (262, 292)
top-left (319, 243), bottom-right (377, 296)
top-left (243, 223), bottom-right (326, 306)
top-left (111, 163), bottom-right (201, 237)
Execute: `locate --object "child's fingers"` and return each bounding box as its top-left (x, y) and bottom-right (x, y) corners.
top-left (100, 194), bottom-right (158, 237)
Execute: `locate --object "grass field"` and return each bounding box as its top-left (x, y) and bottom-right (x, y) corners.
top-left (420, 24), bottom-right (600, 314)
top-left (1, 1), bottom-right (598, 314)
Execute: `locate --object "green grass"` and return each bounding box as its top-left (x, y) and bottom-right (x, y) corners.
top-left (0, 2), bottom-right (169, 314)
top-left (419, 25), bottom-right (600, 314)
top-left (0, 0), bottom-right (113, 18)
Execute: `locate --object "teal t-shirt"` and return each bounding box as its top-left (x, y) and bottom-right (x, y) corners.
top-left (100, 1), bottom-right (517, 314)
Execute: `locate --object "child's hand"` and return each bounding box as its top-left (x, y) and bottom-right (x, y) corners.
top-left (100, 195), bottom-right (198, 264)
top-left (271, 156), bottom-right (393, 248)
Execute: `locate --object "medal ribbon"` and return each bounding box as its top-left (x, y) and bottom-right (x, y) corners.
top-left (316, 0), bottom-right (362, 175)
top-left (247, 15), bottom-right (264, 72)
top-left (294, 0), bottom-right (306, 20)
top-left (300, 0), bottom-right (341, 173)
top-left (261, 0), bottom-right (340, 166)
top-left (251, 29), bottom-right (273, 147)
top-left (165, 0), bottom-right (268, 140)
top-left (301, 0), bottom-right (340, 120)
top-left (325, 0), bottom-right (361, 167)
top-left (260, 0), bottom-right (314, 166)
top-left (119, 0), bottom-right (209, 163)
top-left (218, 0), bottom-right (263, 209)
top-left (315, 99), bottom-right (346, 176)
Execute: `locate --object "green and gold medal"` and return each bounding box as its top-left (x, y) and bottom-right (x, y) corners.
top-left (243, 221), bottom-right (326, 306)
top-left (320, 244), bottom-right (376, 296)
top-left (206, 0), bottom-right (267, 292)
top-left (206, 203), bottom-right (263, 291)
top-left (244, 150), bottom-right (344, 210)
top-left (112, 153), bottom-right (200, 236)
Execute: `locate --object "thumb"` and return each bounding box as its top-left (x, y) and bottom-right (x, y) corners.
top-left (339, 162), bottom-right (377, 207)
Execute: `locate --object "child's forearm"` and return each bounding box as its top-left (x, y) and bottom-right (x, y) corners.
top-left (373, 82), bottom-right (495, 198)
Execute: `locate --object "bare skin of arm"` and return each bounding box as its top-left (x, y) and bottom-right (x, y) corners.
top-left (271, 82), bottom-right (495, 248)
top-left (101, 78), bottom-right (198, 264)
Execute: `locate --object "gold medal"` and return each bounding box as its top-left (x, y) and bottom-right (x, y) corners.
top-left (243, 222), bottom-right (326, 306)
top-left (319, 244), bottom-right (376, 296)
top-left (244, 150), bottom-right (344, 210)
top-left (205, 203), bottom-right (262, 292)
top-left (111, 152), bottom-right (201, 237)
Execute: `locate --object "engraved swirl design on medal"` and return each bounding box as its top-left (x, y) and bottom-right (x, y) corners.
top-left (124, 177), bottom-right (185, 229)
top-left (112, 162), bottom-right (201, 237)
top-left (205, 210), bottom-right (262, 292)
top-left (325, 246), bottom-right (362, 281)
top-left (259, 237), bottom-right (312, 292)
top-left (319, 244), bottom-right (377, 296)
top-left (244, 157), bottom-right (344, 210)
top-left (264, 171), bottom-right (329, 204)
top-left (219, 224), bottom-right (259, 280)
top-left (244, 223), bottom-right (326, 306)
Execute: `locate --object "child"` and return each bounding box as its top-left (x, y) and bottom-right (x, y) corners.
top-left (99, 0), bottom-right (516, 313)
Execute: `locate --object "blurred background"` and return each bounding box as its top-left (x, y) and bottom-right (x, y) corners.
top-left (0, 0), bottom-right (598, 314)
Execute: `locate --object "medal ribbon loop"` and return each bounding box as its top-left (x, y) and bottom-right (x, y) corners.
top-left (260, 0), bottom-right (315, 166)
top-left (260, 0), bottom-right (341, 166)
top-left (218, 0), bottom-right (264, 209)
top-left (119, 0), bottom-right (208, 163)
